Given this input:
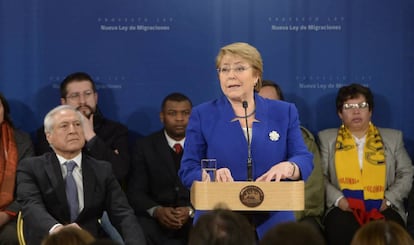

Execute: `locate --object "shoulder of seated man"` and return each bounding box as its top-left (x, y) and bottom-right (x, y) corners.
top-left (300, 126), bottom-right (315, 141)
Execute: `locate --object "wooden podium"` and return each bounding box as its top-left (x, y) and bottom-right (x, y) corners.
top-left (191, 181), bottom-right (304, 211)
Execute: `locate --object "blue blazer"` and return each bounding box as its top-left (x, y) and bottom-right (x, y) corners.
top-left (179, 94), bottom-right (313, 238)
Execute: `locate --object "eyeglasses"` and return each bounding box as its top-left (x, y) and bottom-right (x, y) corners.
top-left (66, 90), bottom-right (94, 101)
top-left (217, 66), bottom-right (251, 75)
top-left (343, 102), bottom-right (369, 110)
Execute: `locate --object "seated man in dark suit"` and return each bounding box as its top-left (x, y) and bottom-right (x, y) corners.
top-left (35, 72), bottom-right (130, 243)
top-left (127, 93), bottom-right (193, 245)
top-left (16, 105), bottom-right (146, 245)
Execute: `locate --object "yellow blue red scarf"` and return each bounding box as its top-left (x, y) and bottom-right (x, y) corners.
top-left (335, 123), bottom-right (386, 224)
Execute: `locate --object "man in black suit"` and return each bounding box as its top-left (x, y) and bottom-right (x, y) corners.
top-left (17, 105), bottom-right (146, 245)
top-left (35, 72), bottom-right (129, 243)
top-left (127, 93), bottom-right (193, 245)
top-left (35, 72), bottom-right (129, 184)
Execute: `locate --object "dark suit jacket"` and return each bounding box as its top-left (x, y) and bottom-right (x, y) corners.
top-left (35, 109), bottom-right (130, 183)
top-left (16, 152), bottom-right (146, 245)
top-left (127, 130), bottom-right (190, 215)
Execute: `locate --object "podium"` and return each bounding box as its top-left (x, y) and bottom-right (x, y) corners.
top-left (191, 181), bottom-right (304, 211)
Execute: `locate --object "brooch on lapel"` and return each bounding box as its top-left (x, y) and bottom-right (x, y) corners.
top-left (269, 131), bottom-right (280, 141)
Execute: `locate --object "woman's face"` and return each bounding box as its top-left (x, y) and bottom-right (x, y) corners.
top-left (218, 54), bottom-right (258, 103)
top-left (338, 94), bottom-right (372, 133)
top-left (0, 100), bottom-right (4, 124)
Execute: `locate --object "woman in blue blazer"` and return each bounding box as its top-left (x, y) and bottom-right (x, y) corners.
top-left (179, 42), bottom-right (313, 239)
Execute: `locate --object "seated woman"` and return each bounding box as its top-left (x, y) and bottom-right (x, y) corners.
top-left (0, 92), bottom-right (34, 245)
top-left (318, 83), bottom-right (413, 245)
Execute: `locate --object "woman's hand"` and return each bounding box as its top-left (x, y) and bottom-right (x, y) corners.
top-left (256, 161), bottom-right (299, 182)
top-left (201, 169), bottom-right (211, 181)
top-left (338, 197), bottom-right (352, 212)
top-left (379, 199), bottom-right (390, 212)
top-left (215, 168), bottom-right (234, 182)
top-left (202, 168), bottom-right (234, 182)
top-left (0, 211), bottom-right (11, 227)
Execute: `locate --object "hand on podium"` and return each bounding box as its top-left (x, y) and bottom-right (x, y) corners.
top-left (256, 161), bottom-right (299, 182)
top-left (202, 168), bottom-right (234, 182)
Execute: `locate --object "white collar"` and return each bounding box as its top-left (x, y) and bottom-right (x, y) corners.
top-left (57, 152), bottom-right (82, 168)
top-left (164, 130), bottom-right (185, 149)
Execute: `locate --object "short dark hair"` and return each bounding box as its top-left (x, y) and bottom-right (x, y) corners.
top-left (60, 72), bottom-right (97, 99)
top-left (261, 80), bottom-right (285, 101)
top-left (0, 92), bottom-right (13, 127)
top-left (188, 209), bottom-right (255, 245)
top-left (161, 92), bottom-right (192, 111)
top-left (336, 83), bottom-right (374, 113)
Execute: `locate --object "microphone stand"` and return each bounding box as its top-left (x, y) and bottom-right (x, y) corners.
top-left (242, 101), bottom-right (253, 181)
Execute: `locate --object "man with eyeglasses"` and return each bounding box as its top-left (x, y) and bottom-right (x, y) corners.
top-left (34, 72), bottom-right (130, 243)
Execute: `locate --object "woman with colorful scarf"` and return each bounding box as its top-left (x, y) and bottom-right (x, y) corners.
top-left (318, 84), bottom-right (413, 245)
top-left (0, 92), bottom-right (34, 245)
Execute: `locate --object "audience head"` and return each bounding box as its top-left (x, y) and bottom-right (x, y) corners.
top-left (215, 42), bottom-right (263, 93)
top-left (41, 226), bottom-right (95, 245)
top-left (0, 92), bottom-right (13, 127)
top-left (188, 208), bottom-right (255, 245)
top-left (60, 72), bottom-right (98, 118)
top-left (259, 221), bottom-right (326, 245)
top-left (350, 220), bottom-right (414, 245)
top-left (44, 105), bottom-right (85, 158)
top-left (160, 92), bottom-right (192, 141)
top-left (258, 80), bottom-right (285, 100)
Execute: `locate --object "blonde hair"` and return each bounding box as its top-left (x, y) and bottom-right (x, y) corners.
top-left (215, 42), bottom-right (263, 92)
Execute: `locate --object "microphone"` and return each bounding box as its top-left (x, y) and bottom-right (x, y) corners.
top-left (242, 101), bottom-right (253, 181)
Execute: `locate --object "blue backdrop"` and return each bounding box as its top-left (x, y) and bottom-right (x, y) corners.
top-left (1, 0), bottom-right (413, 158)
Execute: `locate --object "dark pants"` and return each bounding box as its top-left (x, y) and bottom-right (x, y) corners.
top-left (300, 216), bottom-right (325, 242)
top-left (324, 207), bottom-right (404, 245)
top-left (137, 215), bottom-right (192, 245)
top-left (0, 218), bottom-right (18, 245)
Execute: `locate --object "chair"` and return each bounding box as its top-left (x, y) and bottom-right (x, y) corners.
top-left (16, 211), bottom-right (26, 245)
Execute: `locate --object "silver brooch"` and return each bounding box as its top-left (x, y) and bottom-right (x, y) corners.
top-left (269, 131), bottom-right (280, 141)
